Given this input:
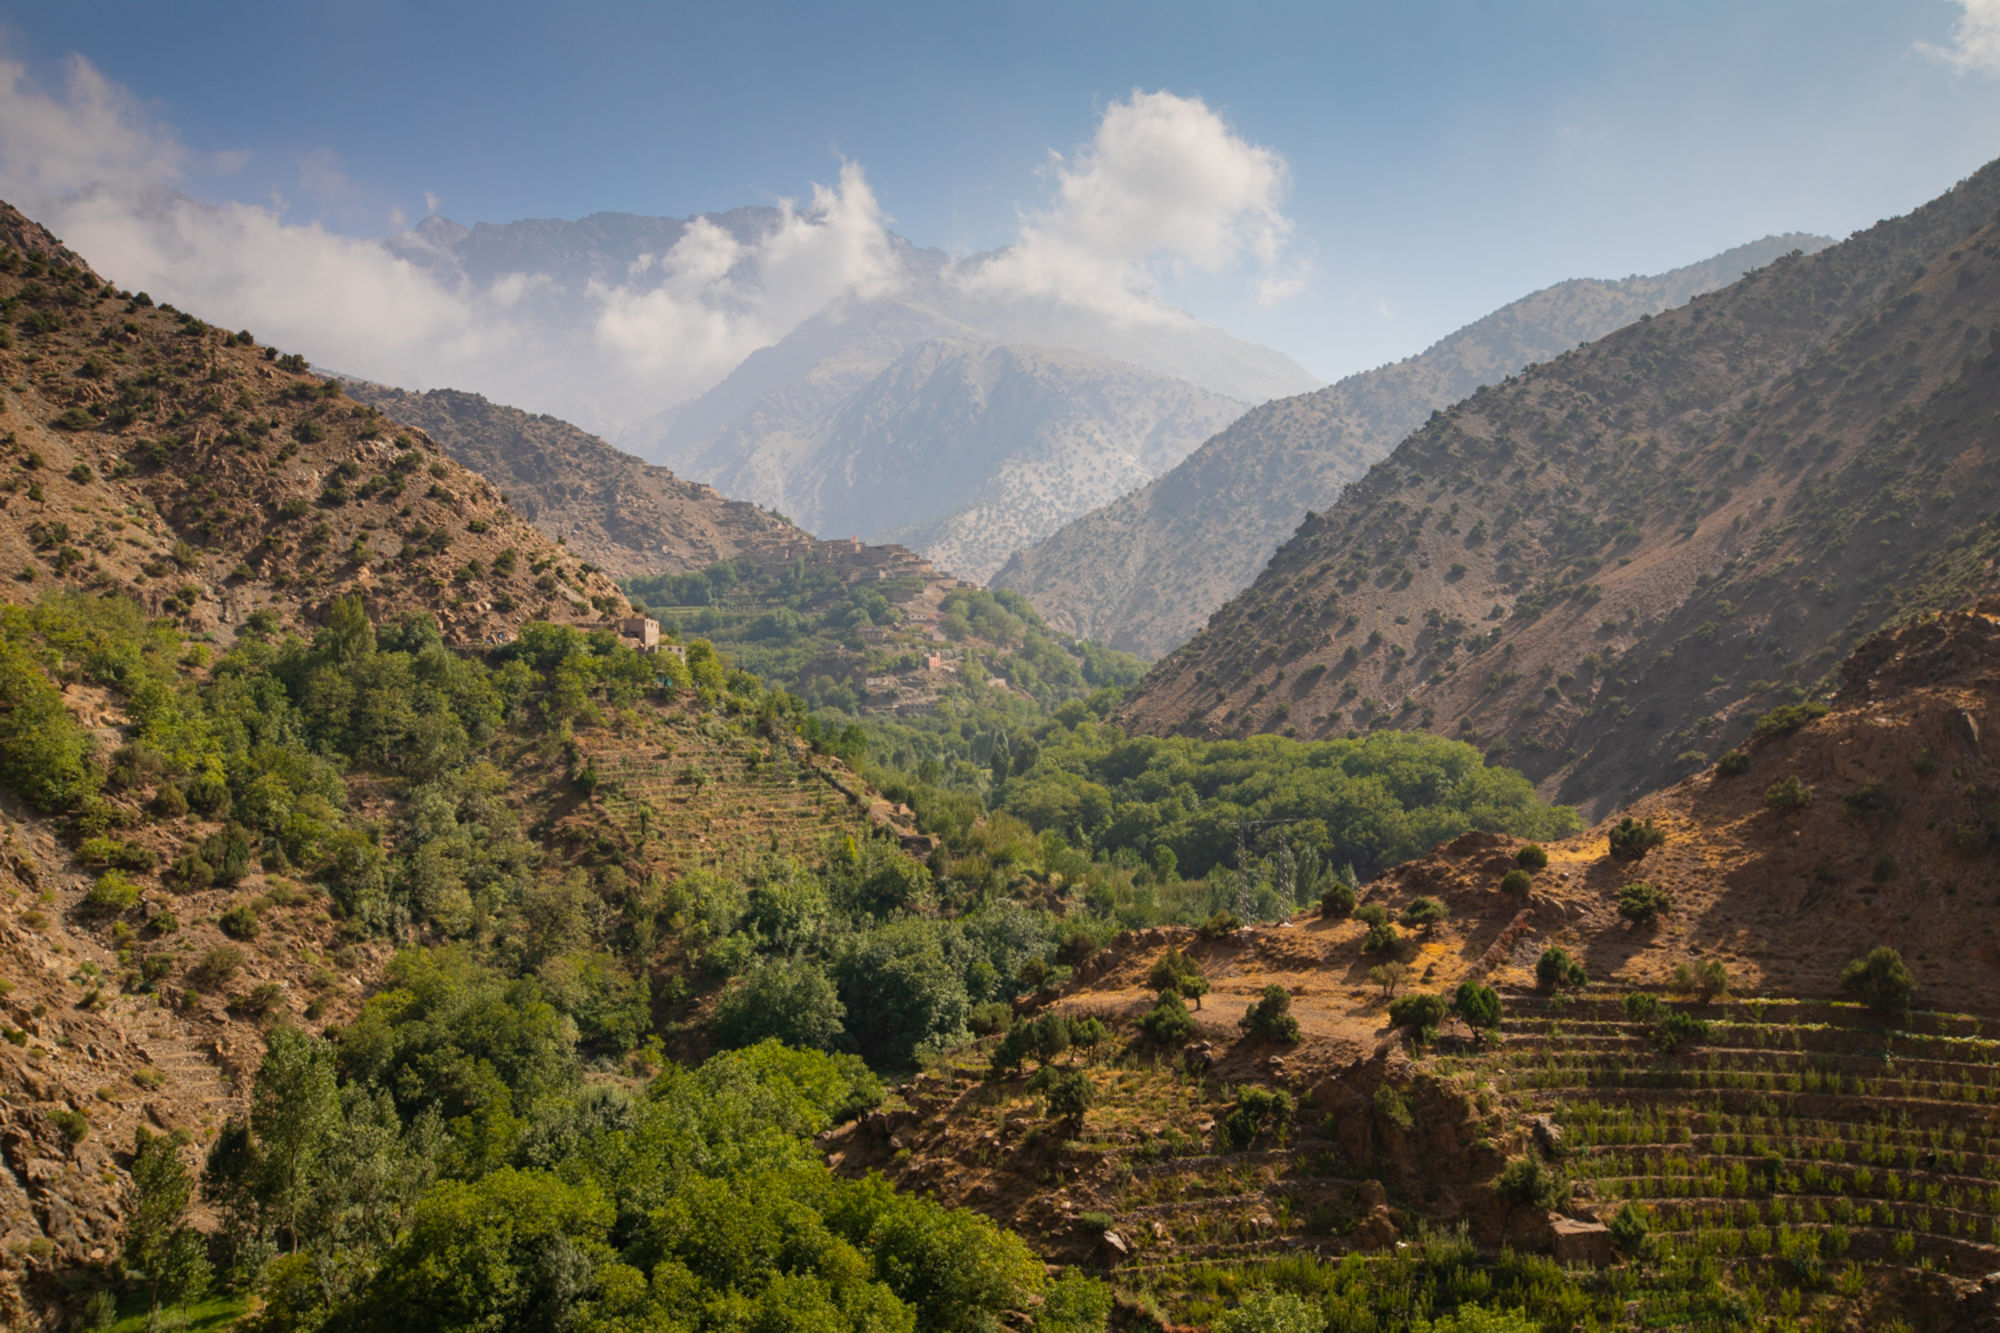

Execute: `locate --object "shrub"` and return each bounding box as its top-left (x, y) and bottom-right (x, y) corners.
top-left (218, 904), bottom-right (261, 940)
top-left (230, 982), bottom-right (285, 1019)
top-left (1240, 985), bottom-right (1300, 1044)
top-left (1399, 896), bottom-right (1447, 932)
top-left (1752, 701), bottom-right (1829, 738)
top-left (1536, 946), bottom-right (1586, 991)
top-left (1624, 991), bottom-right (1710, 1051)
top-left (188, 945), bottom-right (244, 991)
top-left (1388, 992), bottom-right (1447, 1032)
top-left (1136, 991), bottom-right (1197, 1045)
top-left (1146, 946), bottom-right (1208, 1009)
top-left (1617, 881), bottom-right (1671, 925)
top-left (1606, 817), bottom-right (1666, 861)
top-left (1763, 774), bottom-right (1813, 814)
top-left (1361, 917), bottom-right (1402, 955)
top-left (1715, 748), bottom-right (1750, 776)
top-left (1493, 1156), bottom-right (1567, 1209)
top-left (1219, 1086), bottom-right (1294, 1151)
top-left (1608, 1202), bottom-right (1652, 1257)
top-left (1319, 881), bottom-right (1357, 918)
top-left (1499, 868), bottom-right (1533, 896)
top-left (1841, 946), bottom-right (1914, 1014)
top-left (1040, 1067), bottom-right (1093, 1127)
top-left (81, 871), bottom-right (140, 917)
top-left (1196, 910), bottom-right (1241, 940)
top-left (1514, 844), bottom-right (1548, 870)
top-left (1453, 980), bottom-right (1502, 1029)
top-left (46, 1107), bottom-right (89, 1144)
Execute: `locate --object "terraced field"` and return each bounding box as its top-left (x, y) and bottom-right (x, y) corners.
top-left (539, 705), bottom-right (885, 883)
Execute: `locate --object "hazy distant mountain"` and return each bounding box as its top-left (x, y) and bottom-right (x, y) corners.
top-left (391, 210), bottom-right (1317, 573)
top-left (990, 233), bottom-right (1832, 659)
top-left (657, 337), bottom-right (1245, 581)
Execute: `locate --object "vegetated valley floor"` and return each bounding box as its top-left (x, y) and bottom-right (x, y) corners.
top-left (835, 603), bottom-right (2000, 1329)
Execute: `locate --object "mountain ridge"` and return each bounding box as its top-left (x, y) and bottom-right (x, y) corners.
top-left (1118, 160), bottom-right (2000, 814)
top-left (992, 233), bottom-right (1833, 659)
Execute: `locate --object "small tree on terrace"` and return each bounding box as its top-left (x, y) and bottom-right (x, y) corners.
top-left (1453, 980), bottom-right (1502, 1030)
top-left (1841, 946), bottom-right (1914, 1015)
top-left (1147, 945), bottom-right (1209, 1010)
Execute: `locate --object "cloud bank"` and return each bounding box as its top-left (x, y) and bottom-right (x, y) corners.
top-left (958, 90), bottom-right (1305, 322)
top-left (1920, 0), bottom-right (2000, 74)
top-left (0, 53), bottom-right (1299, 429)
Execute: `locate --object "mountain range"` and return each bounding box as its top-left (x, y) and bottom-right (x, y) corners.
top-left (391, 209), bottom-right (1317, 578)
top-left (992, 234), bottom-right (1832, 659)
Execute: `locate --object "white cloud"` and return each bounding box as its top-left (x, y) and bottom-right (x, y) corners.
top-left (1920, 0), bottom-right (2000, 73)
top-left (959, 90), bottom-right (1305, 322)
top-left (0, 47), bottom-right (903, 431)
top-left (0, 51), bottom-right (184, 202)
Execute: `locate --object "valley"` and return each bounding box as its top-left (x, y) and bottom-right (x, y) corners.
top-left (0, 35), bottom-right (1995, 1333)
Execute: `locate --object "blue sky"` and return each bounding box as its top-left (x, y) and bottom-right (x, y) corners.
top-left (3, 0), bottom-right (1999, 385)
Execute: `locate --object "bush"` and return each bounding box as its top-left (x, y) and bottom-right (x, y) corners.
top-left (1499, 868), bottom-right (1533, 896)
top-left (1624, 991), bottom-right (1710, 1051)
top-left (1715, 748), bottom-right (1750, 776)
top-left (1453, 980), bottom-right (1502, 1029)
top-left (1196, 910), bottom-right (1241, 940)
top-left (218, 903), bottom-right (261, 940)
top-left (1135, 990), bottom-right (1197, 1045)
top-left (81, 871), bottom-right (140, 917)
top-left (46, 1107), bottom-right (89, 1144)
top-left (1240, 985), bottom-right (1300, 1044)
top-left (1764, 774), bottom-right (1813, 814)
top-left (1387, 992), bottom-right (1447, 1032)
top-left (1536, 946), bottom-right (1586, 991)
top-left (188, 945), bottom-right (244, 991)
top-left (1361, 917), bottom-right (1402, 955)
top-left (1040, 1067), bottom-right (1093, 1127)
top-left (1493, 1156), bottom-right (1567, 1209)
top-left (1752, 701), bottom-right (1829, 738)
top-left (1214, 1289), bottom-right (1324, 1333)
top-left (1841, 946), bottom-right (1914, 1014)
top-left (1319, 881), bottom-right (1357, 918)
top-left (1146, 946), bottom-right (1208, 1009)
top-left (1399, 896), bottom-right (1447, 932)
top-left (1514, 843), bottom-right (1548, 870)
top-left (1219, 1086), bottom-right (1295, 1151)
top-left (1608, 1202), bottom-right (1652, 1257)
top-left (1617, 881), bottom-right (1671, 925)
top-left (1606, 817), bottom-right (1666, 861)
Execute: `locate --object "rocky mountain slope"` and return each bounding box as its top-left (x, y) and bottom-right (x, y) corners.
top-left (1122, 158), bottom-right (2000, 814)
top-left (0, 200), bottom-right (932, 1326)
top-left (0, 205), bottom-right (636, 647)
top-left (341, 384), bottom-right (802, 580)
top-left (992, 234), bottom-right (1830, 659)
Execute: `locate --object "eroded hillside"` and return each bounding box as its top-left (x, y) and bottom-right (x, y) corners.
top-left (1122, 161), bottom-right (2000, 814)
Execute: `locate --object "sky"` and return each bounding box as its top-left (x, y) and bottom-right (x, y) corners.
top-left (3, 0), bottom-right (1999, 416)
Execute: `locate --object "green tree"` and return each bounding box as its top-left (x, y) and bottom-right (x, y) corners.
top-left (123, 1128), bottom-right (210, 1323)
top-left (1535, 946), bottom-right (1586, 991)
top-left (1453, 980), bottom-right (1502, 1030)
top-left (1240, 985), bottom-right (1300, 1044)
top-left (1388, 992), bottom-right (1447, 1032)
top-left (714, 959), bottom-right (846, 1052)
top-left (250, 1026), bottom-right (342, 1253)
top-left (1135, 991), bottom-right (1197, 1046)
top-left (1146, 946), bottom-right (1209, 1010)
top-left (1616, 881), bottom-right (1671, 926)
top-left (1841, 946), bottom-right (1915, 1015)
